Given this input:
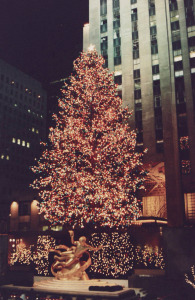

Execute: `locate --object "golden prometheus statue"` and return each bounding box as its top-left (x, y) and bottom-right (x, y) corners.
top-left (49, 230), bottom-right (103, 280)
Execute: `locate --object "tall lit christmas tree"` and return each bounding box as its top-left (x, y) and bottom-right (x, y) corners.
top-left (31, 49), bottom-right (146, 228)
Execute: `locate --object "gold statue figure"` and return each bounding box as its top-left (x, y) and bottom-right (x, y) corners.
top-left (49, 230), bottom-right (103, 280)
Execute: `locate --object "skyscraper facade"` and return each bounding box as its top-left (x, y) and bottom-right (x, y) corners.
top-left (83, 0), bottom-right (195, 226)
top-left (0, 59), bottom-right (47, 232)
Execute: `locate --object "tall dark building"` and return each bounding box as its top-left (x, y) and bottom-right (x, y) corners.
top-left (0, 59), bottom-right (47, 232)
top-left (83, 0), bottom-right (195, 226)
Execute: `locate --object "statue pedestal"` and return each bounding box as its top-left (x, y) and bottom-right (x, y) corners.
top-left (0, 279), bottom-right (137, 299)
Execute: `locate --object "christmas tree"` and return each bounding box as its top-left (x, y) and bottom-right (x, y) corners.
top-left (31, 49), bottom-right (146, 228)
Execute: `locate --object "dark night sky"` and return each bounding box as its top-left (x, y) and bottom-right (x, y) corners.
top-left (0, 0), bottom-right (89, 87)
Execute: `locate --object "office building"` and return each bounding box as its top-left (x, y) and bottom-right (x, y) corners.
top-left (0, 59), bottom-right (47, 232)
top-left (83, 0), bottom-right (195, 226)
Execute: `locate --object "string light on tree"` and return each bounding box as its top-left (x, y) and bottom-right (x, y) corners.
top-left (89, 232), bottom-right (134, 278)
top-left (8, 234), bottom-right (165, 277)
top-left (9, 236), bottom-right (56, 276)
top-left (31, 49), bottom-right (146, 228)
top-left (134, 245), bottom-right (165, 270)
top-left (33, 235), bottom-right (56, 276)
top-left (9, 242), bottom-right (33, 266)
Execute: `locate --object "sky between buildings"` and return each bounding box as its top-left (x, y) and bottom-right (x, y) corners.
top-left (0, 0), bottom-right (89, 87)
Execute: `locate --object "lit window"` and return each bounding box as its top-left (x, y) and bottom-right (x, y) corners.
top-left (27, 142), bottom-right (30, 148)
top-left (175, 70), bottom-right (184, 77)
top-left (6, 155), bottom-right (9, 160)
top-left (185, 193), bottom-right (195, 222)
top-left (36, 129), bottom-right (39, 134)
top-left (1, 154), bottom-right (4, 159)
top-left (153, 74), bottom-right (160, 80)
top-left (12, 138), bottom-right (16, 143)
top-left (190, 51), bottom-right (195, 58)
top-left (174, 55), bottom-right (182, 62)
top-left (17, 139), bottom-right (21, 145)
top-left (143, 196), bottom-right (167, 218)
top-left (42, 226), bottom-right (49, 231)
top-left (51, 225), bottom-right (63, 231)
top-left (32, 127), bottom-right (35, 132)
top-left (22, 141), bottom-right (25, 146)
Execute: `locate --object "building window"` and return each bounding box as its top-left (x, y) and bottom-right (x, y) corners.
top-left (185, 193), bottom-right (195, 222)
top-left (172, 40), bottom-right (181, 50)
top-left (190, 57), bottom-right (195, 68)
top-left (151, 43), bottom-right (158, 55)
top-left (113, 29), bottom-right (121, 45)
top-left (117, 90), bottom-right (122, 99)
top-left (150, 26), bottom-right (157, 35)
top-left (171, 21), bottom-right (180, 31)
top-left (142, 196), bottom-right (167, 218)
top-left (149, 6), bottom-right (155, 16)
top-left (153, 80), bottom-right (161, 95)
top-left (155, 113), bottom-right (163, 129)
top-left (134, 79), bottom-right (141, 90)
top-left (178, 115), bottom-right (188, 136)
top-left (114, 56), bottom-right (121, 65)
top-left (131, 0), bottom-right (137, 4)
top-left (184, 0), bottom-right (195, 27)
top-left (101, 36), bottom-right (108, 50)
top-left (103, 55), bottom-right (108, 68)
top-left (174, 60), bottom-right (183, 70)
top-left (169, 1), bottom-right (178, 11)
top-left (134, 89), bottom-right (141, 99)
top-left (188, 36), bottom-right (195, 54)
top-left (113, 0), bottom-right (120, 9)
top-left (100, 19), bottom-right (107, 33)
top-left (132, 31), bottom-right (138, 40)
top-left (133, 69), bottom-right (140, 79)
top-left (19, 202), bottom-right (31, 216)
top-left (156, 129), bottom-right (163, 141)
top-left (136, 132), bottom-right (143, 144)
top-left (133, 49), bottom-right (139, 59)
top-left (135, 110), bottom-right (142, 130)
top-left (114, 46), bottom-right (121, 57)
top-left (175, 77), bottom-right (185, 103)
top-left (131, 8), bottom-right (137, 21)
top-left (152, 65), bottom-right (159, 74)
top-left (154, 96), bottom-right (161, 107)
top-left (100, 0), bottom-right (107, 16)
top-left (114, 75), bottom-right (122, 85)
top-left (113, 19), bottom-right (120, 29)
